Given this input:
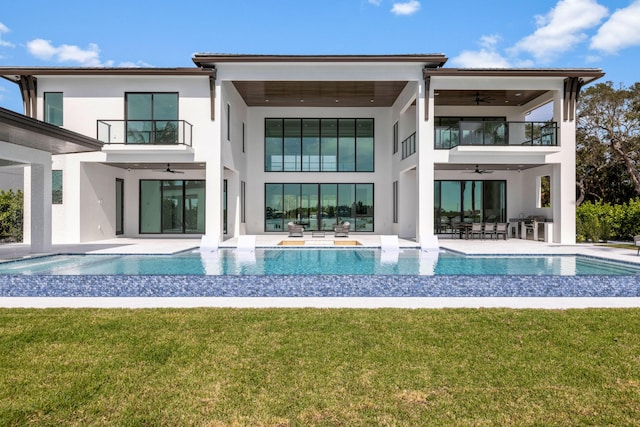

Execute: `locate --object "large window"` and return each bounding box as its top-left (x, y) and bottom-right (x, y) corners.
top-left (126, 93), bottom-right (178, 144)
top-left (44, 92), bottom-right (63, 126)
top-left (139, 180), bottom-right (205, 234)
top-left (264, 118), bottom-right (374, 172)
top-left (265, 183), bottom-right (374, 232)
top-left (434, 180), bottom-right (506, 234)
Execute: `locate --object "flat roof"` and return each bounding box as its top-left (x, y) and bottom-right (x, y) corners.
top-left (192, 53), bottom-right (449, 67)
top-left (0, 107), bottom-right (103, 154)
top-left (0, 67), bottom-right (213, 80)
top-left (424, 67), bottom-right (605, 83)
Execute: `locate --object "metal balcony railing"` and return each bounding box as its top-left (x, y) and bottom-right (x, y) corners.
top-left (97, 120), bottom-right (193, 146)
top-left (435, 121), bottom-right (557, 149)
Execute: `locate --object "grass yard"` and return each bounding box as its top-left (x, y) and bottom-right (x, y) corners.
top-left (1, 308), bottom-right (640, 426)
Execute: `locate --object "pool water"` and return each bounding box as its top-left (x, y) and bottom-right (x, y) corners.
top-left (1, 248), bottom-right (639, 276)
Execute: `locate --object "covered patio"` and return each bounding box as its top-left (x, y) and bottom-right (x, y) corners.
top-left (0, 107), bottom-right (102, 254)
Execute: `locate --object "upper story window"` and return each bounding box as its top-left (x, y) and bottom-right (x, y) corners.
top-left (265, 118), bottom-right (374, 172)
top-left (126, 93), bottom-right (178, 144)
top-left (44, 92), bottom-right (63, 126)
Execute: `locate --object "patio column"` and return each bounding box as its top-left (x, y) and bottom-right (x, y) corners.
top-left (416, 75), bottom-right (436, 247)
top-left (28, 161), bottom-right (52, 253)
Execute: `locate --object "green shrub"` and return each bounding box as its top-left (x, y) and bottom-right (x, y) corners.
top-left (577, 198), bottom-right (640, 242)
top-left (0, 189), bottom-right (23, 242)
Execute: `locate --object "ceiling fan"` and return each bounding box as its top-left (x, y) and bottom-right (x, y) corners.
top-left (465, 164), bottom-right (493, 174)
top-left (473, 91), bottom-right (494, 105)
top-left (153, 163), bottom-right (184, 174)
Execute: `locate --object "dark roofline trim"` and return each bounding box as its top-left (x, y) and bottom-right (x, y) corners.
top-left (0, 67), bottom-right (213, 81)
top-left (423, 67), bottom-right (605, 80)
top-left (0, 107), bottom-right (103, 153)
top-left (192, 53), bottom-right (448, 66)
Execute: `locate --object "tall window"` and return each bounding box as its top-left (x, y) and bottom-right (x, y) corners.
top-left (44, 92), bottom-right (63, 126)
top-left (434, 180), bottom-right (506, 233)
top-left (241, 180), bottom-right (246, 223)
top-left (126, 93), bottom-right (178, 144)
top-left (393, 121), bottom-right (399, 154)
top-left (264, 118), bottom-right (374, 172)
top-left (265, 183), bottom-right (374, 232)
top-left (392, 180), bottom-right (398, 223)
top-left (52, 170), bottom-right (63, 204)
top-left (139, 180), bottom-right (205, 234)
top-left (226, 103), bottom-right (231, 141)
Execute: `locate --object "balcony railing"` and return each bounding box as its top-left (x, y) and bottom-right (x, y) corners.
top-left (97, 120), bottom-right (193, 146)
top-left (401, 132), bottom-right (416, 159)
top-left (435, 121), bottom-right (557, 149)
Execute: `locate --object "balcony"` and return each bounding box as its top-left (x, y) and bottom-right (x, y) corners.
top-left (97, 120), bottom-right (192, 146)
top-left (435, 121), bottom-right (557, 149)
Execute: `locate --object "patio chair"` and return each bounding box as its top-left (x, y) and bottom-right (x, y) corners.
top-left (334, 221), bottom-right (350, 237)
top-left (287, 222), bottom-right (304, 237)
top-left (483, 222), bottom-right (497, 239)
top-left (634, 236), bottom-right (640, 256)
top-left (494, 223), bottom-right (509, 240)
top-left (470, 222), bottom-right (483, 239)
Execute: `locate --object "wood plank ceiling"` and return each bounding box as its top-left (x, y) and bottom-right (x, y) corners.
top-left (232, 81), bottom-right (547, 108)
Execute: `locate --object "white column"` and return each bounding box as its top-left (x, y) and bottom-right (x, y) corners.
top-left (416, 77), bottom-right (435, 246)
top-left (554, 88), bottom-right (577, 244)
top-left (29, 161), bottom-right (52, 252)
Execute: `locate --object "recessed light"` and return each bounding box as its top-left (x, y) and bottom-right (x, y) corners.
top-left (515, 93), bottom-right (522, 97)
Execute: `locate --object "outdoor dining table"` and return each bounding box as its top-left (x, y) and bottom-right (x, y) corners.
top-left (456, 223), bottom-right (473, 239)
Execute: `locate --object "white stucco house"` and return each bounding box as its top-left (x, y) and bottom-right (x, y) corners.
top-left (0, 54), bottom-right (604, 251)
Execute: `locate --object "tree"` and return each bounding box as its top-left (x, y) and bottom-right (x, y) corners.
top-left (576, 82), bottom-right (640, 205)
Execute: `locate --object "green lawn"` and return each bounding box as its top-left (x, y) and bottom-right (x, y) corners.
top-left (1, 308), bottom-right (640, 426)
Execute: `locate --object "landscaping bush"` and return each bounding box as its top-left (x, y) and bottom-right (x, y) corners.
top-left (0, 189), bottom-right (23, 242)
top-left (577, 198), bottom-right (640, 242)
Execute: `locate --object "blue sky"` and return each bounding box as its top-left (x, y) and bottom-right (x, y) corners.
top-left (1, 0), bottom-right (639, 113)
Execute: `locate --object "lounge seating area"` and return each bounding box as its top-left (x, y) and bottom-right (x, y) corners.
top-left (287, 221), bottom-right (350, 238)
top-left (334, 222), bottom-right (351, 238)
top-left (287, 222), bottom-right (304, 237)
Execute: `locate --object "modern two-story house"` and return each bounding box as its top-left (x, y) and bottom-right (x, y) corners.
top-left (0, 54), bottom-right (604, 250)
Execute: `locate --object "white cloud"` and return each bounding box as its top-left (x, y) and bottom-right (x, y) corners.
top-left (118, 60), bottom-right (154, 68)
top-left (509, 0), bottom-right (608, 63)
top-left (391, 0), bottom-right (420, 16)
top-left (590, 0), bottom-right (640, 54)
top-left (368, 0), bottom-right (382, 5)
top-left (26, 38), bottom-right (103, 66)
top-left (450, 34), bottom-right (513, 68)
top-left (0, 22), bottom-right (15, 48)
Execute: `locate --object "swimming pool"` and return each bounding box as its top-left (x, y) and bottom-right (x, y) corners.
top-left (2, 249), bottom-right (640, 300)
top-left (0, 248), bottom-right (640, 276)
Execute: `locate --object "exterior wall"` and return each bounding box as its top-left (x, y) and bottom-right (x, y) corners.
top-left (17, 64), bottom-right (584, 245)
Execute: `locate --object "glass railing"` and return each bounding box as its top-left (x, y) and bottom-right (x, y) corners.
top-left (435, 121), bottom-right (557, 149)
top-left (97, 120), bottom-right (193, 146)
top-left (401, 132), bottom-right (416, 159)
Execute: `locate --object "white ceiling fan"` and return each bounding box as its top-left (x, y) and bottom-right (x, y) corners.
top-left (153, 163), bottom-right (184, 174)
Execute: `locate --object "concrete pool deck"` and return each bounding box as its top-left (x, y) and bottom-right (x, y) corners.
top-left (2, 235), bottom-right (640, 309)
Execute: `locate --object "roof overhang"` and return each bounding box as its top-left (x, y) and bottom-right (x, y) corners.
top-left (192, 53), bottom-right (449, 67)
top-left (192, 54), bottom-right (448, 108)
top-left (423, 67), bottom-right (605, 84)
top-left (0, 67), bottom-right (214, 81)
top-left (0, 107), bottom-right (103, 154)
